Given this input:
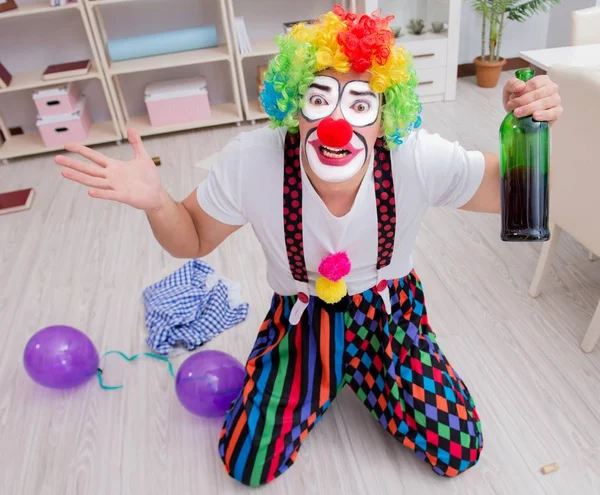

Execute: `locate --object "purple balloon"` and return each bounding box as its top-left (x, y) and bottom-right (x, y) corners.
top-left (175, 350), bottom-right (245, 418)
top-left (24, 326), bottom-right (99, 389)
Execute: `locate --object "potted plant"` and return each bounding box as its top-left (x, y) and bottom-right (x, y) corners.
top-left (471, 0), bottom-right (560, 88)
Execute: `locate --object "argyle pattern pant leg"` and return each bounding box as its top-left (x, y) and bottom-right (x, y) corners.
top-left (344, 271), bottom-right (483, 477)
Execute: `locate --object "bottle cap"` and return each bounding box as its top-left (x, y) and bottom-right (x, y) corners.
top-left (516, 68), bottom-right (535, 82)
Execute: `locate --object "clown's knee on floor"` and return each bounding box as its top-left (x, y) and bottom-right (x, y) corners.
top-left (217, 435), bottom-right (484, 486)
top-left (419, 426), bottom-right (484, 479)
top-left (218, 434), bottom-right (295, 488)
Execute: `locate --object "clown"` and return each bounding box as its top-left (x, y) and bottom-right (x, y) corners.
top-left (56, 6), bottom-right (563, 488)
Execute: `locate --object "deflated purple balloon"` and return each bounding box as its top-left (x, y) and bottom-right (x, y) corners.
top-left (175, 350), bottom-right (245, 418)
top-left (24, 326), bottom-right (99, 389)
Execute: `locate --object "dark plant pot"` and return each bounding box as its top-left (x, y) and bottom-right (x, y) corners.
top-left (474, 56), bottom-right (507, 88)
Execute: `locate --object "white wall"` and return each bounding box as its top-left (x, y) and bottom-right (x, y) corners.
top-left (379, 0), bottom-right (449, 28)
top-left (459, 0), bottom-right (598, 64)
top-left (546, 0), bottom-right (596, 48)
top-left (459, 3), bottom-right (551, 64)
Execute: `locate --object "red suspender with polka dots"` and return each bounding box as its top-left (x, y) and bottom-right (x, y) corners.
top-left (373, 137), bottom-right (397, 269)
top-left (283, 133), bottom-right (396, 284)
top-left (283, 133), bottom-right (308, 283)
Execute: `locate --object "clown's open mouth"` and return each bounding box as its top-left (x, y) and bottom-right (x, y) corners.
top-left (320, 145), bottom-right (351, 158)
top-left (309, 139), bottom-right (361, 167)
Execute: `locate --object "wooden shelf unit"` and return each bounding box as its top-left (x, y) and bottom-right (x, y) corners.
top-left (83, 0), bottom-right (243, 138)
top-left (241, 38), bottom-right (278, 59)
top-left (0, 1), bottom-right (122, 161)
top-left (88, 0), bottom-right (138, 5)
top-left (226, 0), bottom-right (353, 124)
top-left (0, 0), bottom-right (79, 20)
top-left (0, 122), bottom-right (118, 160)
top-left (108, 46), bottom-right (232, 75)
top-left (376, 0), bottom-right (461, 102)
top-left (246, 98), bottom-right (267, 121)
top-left (0, 62), bottom-right (100, 95)
top-left (127, 102), bottom-right (241, 137)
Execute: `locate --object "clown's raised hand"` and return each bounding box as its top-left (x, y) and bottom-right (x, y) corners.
top-left (55, 129), bottom-right (163, 212)
top-left (503, 74), bottom-right (563, 123)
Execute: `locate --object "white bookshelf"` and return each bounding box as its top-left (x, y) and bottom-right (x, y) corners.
top-left (227, 0), bottom-right (348, 124)
top-left (0, 0), bottom-right (79, 19)
top-left (108, 46), bottom-right (232, 75)
top-left (0, 1), bottom-right (122, 161)
top-left (127, 102), bottom-right (240, 136)
top-left (83, 0), bottom-right (244, 138)
top-left (328, 0), bottom-right (461, 102)
top-left (377, 0), bottom-right (461, 102)
top-left (88, 0), bottom-right (137, 5)
top-left (0, 122), bottom-right (116, 160)
top-left (0, 62), bottom-right (100, 94)
top-left (240, 39), bottom-right (278, 59)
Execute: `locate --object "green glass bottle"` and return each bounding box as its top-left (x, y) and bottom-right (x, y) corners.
top-left (500, 68), bottom-right (550, 242)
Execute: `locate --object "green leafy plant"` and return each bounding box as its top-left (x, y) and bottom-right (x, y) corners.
top-left (471, 0), bottom-right (561, 62)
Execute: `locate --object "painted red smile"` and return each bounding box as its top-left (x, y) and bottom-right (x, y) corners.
top-left (309, 138), bottom-right (360, 166)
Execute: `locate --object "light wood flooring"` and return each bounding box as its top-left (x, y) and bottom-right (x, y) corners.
top-left (1, 73), bottom-right (600, 495)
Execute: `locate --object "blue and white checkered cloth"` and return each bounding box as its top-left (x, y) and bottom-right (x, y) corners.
top-left (144, 260), bottom-right (249, 355)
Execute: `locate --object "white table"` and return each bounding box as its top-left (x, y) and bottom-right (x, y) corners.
top-left (520, 43), bottom-right (600, 71)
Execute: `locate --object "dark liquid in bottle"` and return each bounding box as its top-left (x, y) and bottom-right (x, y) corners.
top-left (501, 166), bottom-right (549, 241)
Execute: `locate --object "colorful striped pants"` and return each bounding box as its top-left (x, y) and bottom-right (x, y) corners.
top-left (219, 271), bottom-right (483, 486)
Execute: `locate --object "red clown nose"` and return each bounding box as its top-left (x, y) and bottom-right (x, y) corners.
top-left (317, 117), bottom-right (353, 148)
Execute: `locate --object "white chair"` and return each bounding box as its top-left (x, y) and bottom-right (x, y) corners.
top-left (570, 6), bottom-right (600, 45)
top-left (572, 4), bottom-right (600, 264)
top-left (529, 64), bottom-right (600, 352)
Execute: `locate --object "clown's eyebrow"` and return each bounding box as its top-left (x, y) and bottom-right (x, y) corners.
top-left (349, 89), bottom-right (377, 98)
top-left (309, 83), bottom-right (333, 92)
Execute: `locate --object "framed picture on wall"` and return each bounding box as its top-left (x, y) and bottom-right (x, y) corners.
top-left (0, 0), bottom-right (18, 14)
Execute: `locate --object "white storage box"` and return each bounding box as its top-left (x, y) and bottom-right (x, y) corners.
top-left (144, 76), bottom-right (211, 127)
top-left (32, 82), bottom-right (81, 118)
top-left (36, 96), bottom-right (92, 148)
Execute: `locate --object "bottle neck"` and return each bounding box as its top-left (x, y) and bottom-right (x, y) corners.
top-left (516, 68), bottom-right (535, 83)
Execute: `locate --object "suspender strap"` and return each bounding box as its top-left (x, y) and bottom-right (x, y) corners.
top-left (283, 132), bottom-right (308, 283)
top-left (373, 137), bottom-right (396, 270)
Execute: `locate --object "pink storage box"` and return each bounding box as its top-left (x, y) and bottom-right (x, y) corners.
top-left (36, 96), bottom-right (92, 148)
top-left (144, 77), bottom-right (211, 127)
top-left (32, 82), bottom-right (80, 118)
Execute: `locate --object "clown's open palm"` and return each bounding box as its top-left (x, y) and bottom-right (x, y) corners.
top-left (55, 129), bottom-right (162, 212)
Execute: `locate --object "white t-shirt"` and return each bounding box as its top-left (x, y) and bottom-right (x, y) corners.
top-left (197, 126), bottom-right (485, 296)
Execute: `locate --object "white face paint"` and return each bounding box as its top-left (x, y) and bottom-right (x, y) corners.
top-left (340, 81), bottom-right (380, 127)
top-left (301, 75), bottom-right (339, 121)
top-left (305, 132), bottom-right (366, 183)
top-left (301, 78), bottom-right (380, 183)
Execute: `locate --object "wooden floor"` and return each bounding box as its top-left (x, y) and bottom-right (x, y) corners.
top-left (1, 73), bottom-right (600, 495)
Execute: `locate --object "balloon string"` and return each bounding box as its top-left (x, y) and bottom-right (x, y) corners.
top-left (96, 350), bottom-right (175, 390)
top-left (96, 369), bottom-right (123, 390)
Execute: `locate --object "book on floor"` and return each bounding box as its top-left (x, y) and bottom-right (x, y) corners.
top-left (0, 0), bottom-right (18, 15)
top-left (42, 59), bottom-right (91, 81)
top-left (0, 62), bottom-right (12, 89)
top-left (0, 188), bottom-right (35, 215)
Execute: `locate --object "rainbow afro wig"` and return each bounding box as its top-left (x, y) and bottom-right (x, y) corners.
top-left (259, 5), bottom-right (422, 149)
